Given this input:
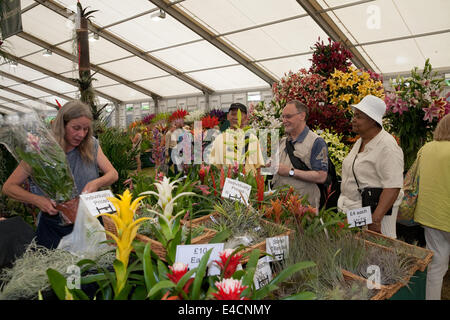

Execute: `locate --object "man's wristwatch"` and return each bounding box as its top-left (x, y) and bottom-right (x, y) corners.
top-left (289, 168), bottom-right (295, 177)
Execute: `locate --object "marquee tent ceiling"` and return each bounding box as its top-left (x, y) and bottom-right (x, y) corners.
top-left (0, 0), bottom-right (449, 115)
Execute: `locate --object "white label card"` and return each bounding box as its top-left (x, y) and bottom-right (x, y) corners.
top-left (175, 243), bottom-right (224, 277)
top-left (265, 236), bottom-right (289, 262)
top-left (79, 190), bottom-right (116, 217)
top-left (346, 206), bottom-right (373, 228)
top-left (221, 178), bottom-right (251, 205)
top-left (253, 256), bottom-right (273, 290)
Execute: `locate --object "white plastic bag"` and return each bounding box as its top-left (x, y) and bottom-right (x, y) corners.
top-left (57, 197), bottom-right (108, 257)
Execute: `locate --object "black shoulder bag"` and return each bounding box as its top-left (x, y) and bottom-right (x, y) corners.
top-left (285, 139), bottom-right (340, 209)
top-left (351, 155), bottom-right (392, 216)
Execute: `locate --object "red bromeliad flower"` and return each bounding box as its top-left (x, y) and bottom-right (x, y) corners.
top-left (170, 109), bottom-right (189, 122)
top-left (212, 279), bottom-right (248, 300)
top-left (201, 115), bottom-right (219, 129)
top-left (167, 262), bottom-right (188, 284)
top-left (198, 164), bottom-right (210, 184)
top-left (255, 168), bottom-right (264, 206)
top-left (214, 249), bottom-right (242, 278)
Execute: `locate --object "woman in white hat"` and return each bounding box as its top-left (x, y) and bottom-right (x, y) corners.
top-left (337, 95), bottom-right (404, 238)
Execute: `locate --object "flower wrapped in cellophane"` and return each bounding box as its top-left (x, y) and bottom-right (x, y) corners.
top-left (0, 111), bottom-right (77, 213)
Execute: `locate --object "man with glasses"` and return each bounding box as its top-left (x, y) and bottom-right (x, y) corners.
top-left (272, 100), bottom-right (329, 209)
top-left (209, 102), bottom-right (265, 174)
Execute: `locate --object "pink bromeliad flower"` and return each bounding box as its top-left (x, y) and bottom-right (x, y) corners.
top-left (212, 278), bottom-right (248, 300)
top-left (214, 249), bottom-right (243, 278)
top-left (167, 262), bottom-right (188, 284)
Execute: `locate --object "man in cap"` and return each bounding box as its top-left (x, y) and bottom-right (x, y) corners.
top-left (208, 103), bottom-right (265, 174)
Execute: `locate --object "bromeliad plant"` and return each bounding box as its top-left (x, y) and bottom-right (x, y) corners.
top-left (139, 176), bottom-right (196, 264)
top-left (98, 189), bottom-right (150, 296)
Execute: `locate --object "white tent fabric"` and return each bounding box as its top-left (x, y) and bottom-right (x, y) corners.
top-left (0, 0), bottom-right (449, 114)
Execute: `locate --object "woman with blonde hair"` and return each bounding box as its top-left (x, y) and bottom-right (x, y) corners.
top-left (2, 100), bottom-right (118, 249)
top-left (408, 113), bottom-right (450, 300)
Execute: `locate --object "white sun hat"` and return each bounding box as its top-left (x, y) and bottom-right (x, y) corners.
top-left (352, 95), bottom-right (386, 127)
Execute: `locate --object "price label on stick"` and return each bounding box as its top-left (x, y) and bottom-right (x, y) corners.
top-left (221, 178), bottom-right (251, 205)
top-left (79, 190), bottom-right (116, 217)
top-left (175, 243), bottom-right (224, 276)
top-left (346, 206), bottom-right (372, 228)
top-left (253, 256), bottom-right (273, 290)
top-left (265, 236), bottom-right (289, 262)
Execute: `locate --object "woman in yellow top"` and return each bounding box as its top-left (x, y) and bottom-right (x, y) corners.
top-left (412, 113), bottom-right (450, 300)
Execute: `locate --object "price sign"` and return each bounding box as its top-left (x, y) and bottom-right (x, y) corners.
top-left (221, 178), bottom-right (251, 205)
top-left (253, 256), bottom-right (273, 290)
top-left (346, 206), bottom-right (372, 228)
top-left (265, 235), bottom-right (289, 262)
top-left (175, 243), bottom-right (224, 276)
top-left (79, 190), bottom-right (116, 217)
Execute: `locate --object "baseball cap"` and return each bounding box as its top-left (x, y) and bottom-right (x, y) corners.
top-left (228, 102), bottom-right (247, 114)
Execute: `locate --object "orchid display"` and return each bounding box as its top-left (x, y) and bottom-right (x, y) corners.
top-left (384, 59), bottom-right (450, 169)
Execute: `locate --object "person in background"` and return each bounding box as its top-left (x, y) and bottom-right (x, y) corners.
top-left (1, 100), bottom-right (118, 249)
top-left (272, 100), bottom-right (328, 209)
top-left (131, 129), bottom-right (142, 172)
top-left (410, 113), bottom-right (450, 300)
top-left (338, 95), bottom-right (404, 238)
top-left (209, 103), bottom-right (265, 174)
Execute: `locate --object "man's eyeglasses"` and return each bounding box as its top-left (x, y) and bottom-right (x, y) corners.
top-left (281, 112), bottom-right (300, 120)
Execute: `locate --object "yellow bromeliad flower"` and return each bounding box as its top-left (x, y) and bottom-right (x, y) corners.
top-left (98, 189), bottom-right (150, 294)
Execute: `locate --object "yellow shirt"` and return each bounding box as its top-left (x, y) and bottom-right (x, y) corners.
top-left (209, 129), bottom-right (265, 174)
top-left (414, 141), bottom-right (450, 232)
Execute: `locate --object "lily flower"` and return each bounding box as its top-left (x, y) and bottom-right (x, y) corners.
top-left (212, 279), bottom-right (248, 300)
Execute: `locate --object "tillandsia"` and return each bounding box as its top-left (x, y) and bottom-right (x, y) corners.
top-left (98, 189), bottom-right (151, 295)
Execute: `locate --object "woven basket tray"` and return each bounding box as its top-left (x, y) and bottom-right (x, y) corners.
top-left (102, 215), bottom-right (217, 261)
top-left (357, 229), bottom-right (433, 272)
top-left (346, 235), bottom-right (422, 300)
top-left (341, 269), bottom-right (386, 300)
top-left (182, 213), bottom-right (293, 263)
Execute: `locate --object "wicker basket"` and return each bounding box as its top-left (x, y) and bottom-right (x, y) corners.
top-left (357, 229), bottom-right (433, 272)
top-left (341, 269), bottom-right (386, 300)
top-left (345, 234), bottom-right (423, 300)
top-left (182, 213), bottom-right (293, 263)
top-left (102, 215), bottom-right (217, 261)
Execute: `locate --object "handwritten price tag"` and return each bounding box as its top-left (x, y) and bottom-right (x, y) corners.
top-left (265, 236), bottom-right (289, 262)
top-left (221, 178), bottom-right (251, 205)
top-left (346, 206), bottom-right (372, 228)
top-left (79, 190), bottom-right (116, 217)
top-left (175, 243), bottom-right (224, 276)
top-left (253, 256), bottom-right (273, 289)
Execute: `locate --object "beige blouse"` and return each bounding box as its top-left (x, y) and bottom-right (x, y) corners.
top-left (338, 129), bottom-right (404, 238)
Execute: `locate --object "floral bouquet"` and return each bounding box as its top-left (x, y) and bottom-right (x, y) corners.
top-left (309, 37), bottom-right (353, 78)
top-left (327, 66), bottom-right (385, 111)
top-left (384, 59), bottom-right (450, 169)
top-left (313, 128), bottom-right (351, 177)
top-left (0, 112), bottom-right (78, 223)
top-left (272, 68), bottom-right (328, 109)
